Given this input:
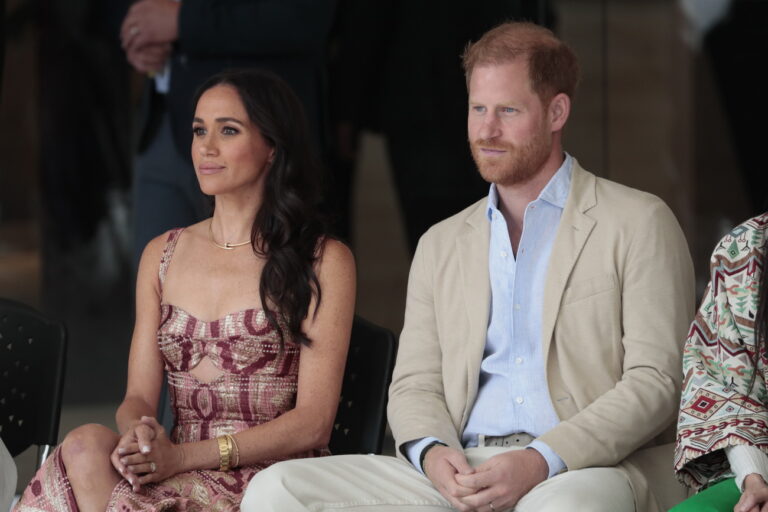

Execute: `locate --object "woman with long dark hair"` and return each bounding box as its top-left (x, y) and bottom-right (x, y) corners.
top-left (674, 214), bottom-right (768, 511)
top-left (14, 69), bottom-right (355, 511)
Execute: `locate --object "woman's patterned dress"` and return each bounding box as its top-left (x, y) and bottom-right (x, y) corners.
top-left (14, 228), bottom-right (327, 511)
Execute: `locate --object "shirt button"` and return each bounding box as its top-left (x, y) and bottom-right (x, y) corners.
top-left (514, 304), bottom-right (521, 310)
top-left (516, 396), bottom-right (524, 404)
top-left (515, 357), bottom-right (523, 365)
top-left (500, 251), bottom-right (507, 258)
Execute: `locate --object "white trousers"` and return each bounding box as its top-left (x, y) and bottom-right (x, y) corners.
top-left (0, 438), bottom-right (17, 512)
top-left (242, 447), bottom-right (635, 512)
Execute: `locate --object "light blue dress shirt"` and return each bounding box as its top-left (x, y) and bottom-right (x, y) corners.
top-left (406, 154), bottom-right (573, 478)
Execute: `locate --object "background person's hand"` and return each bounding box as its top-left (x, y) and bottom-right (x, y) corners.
top-left (454, 448), bottom-right (548, 512)
top-left (120, 0), bottom-right (180, 52)
top-left (423, 445), bottom-right (477, 511)
top-left (736, 474), bottom-right (768, 512)
top-left (126, 43), bottom-right (172, 74)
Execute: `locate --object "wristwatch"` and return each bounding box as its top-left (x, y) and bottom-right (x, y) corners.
top-left (419, 441), bottom-right (448, 470)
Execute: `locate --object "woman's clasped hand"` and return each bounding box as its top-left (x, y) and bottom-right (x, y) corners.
top-left (111, 416), bottom-right (183, 491)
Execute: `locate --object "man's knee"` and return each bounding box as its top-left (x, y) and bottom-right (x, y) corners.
top-left (243, 455), bottom-right (427, 512)
top-left (522, 492), bottom-right (626, 512)
top-left (518, 468), bottom-right (634, 512)
top-left (242, 459), bottom-right (309, 511)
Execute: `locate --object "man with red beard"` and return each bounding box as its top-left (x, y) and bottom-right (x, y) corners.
top-left (243, 22), bottom-right (694, 512)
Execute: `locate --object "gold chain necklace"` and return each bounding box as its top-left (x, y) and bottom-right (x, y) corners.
top-left (209, 221), bottom-right (250, 250)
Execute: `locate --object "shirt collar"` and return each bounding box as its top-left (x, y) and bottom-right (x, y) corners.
top-left (486, 153), bottom-right (573, 220)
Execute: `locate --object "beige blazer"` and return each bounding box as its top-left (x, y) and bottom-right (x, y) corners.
top-left (388, 161), bottom-right (695, 512)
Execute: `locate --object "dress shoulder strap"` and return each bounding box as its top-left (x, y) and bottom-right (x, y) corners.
top-left (158, 228), bottom-right (185, 289)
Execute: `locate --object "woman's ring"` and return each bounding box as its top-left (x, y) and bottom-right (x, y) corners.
top-left (149, 461), bottom-right (157, 473)
top-left (489, 502), bottom-right (496, 512)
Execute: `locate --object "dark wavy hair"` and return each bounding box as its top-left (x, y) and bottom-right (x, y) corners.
top-left (757, 248), bottom-right (768, 358)
top-left (744, 240), bottom-right (768, 398)
top-left (193, 69), bottom-right (327, 346)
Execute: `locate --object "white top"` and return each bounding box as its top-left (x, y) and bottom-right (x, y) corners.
top-left (726, 444), bottom-right (768, 491)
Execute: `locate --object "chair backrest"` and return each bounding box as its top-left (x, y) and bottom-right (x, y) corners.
top-left (0, 298), bottom-right (67, 458)
top-left (329, 315), bottom-right (397, 455)
top-left (156, 315), bottom-right (397, 455)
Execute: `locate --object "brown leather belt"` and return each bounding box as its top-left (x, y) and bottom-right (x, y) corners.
top-left (477, 433), bottom-right (535, 447)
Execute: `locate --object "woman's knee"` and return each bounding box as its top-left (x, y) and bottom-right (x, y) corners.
top-left (60, 424), bottom-right (117, 469)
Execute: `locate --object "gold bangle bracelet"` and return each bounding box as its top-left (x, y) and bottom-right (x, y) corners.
top-left (217, 435), bottom-right (232, 471)
top-left (225, 434), bottom-right (240, 468)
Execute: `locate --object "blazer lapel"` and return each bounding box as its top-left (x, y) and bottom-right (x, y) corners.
top-left (541, 163), bottom-right (597, 362)
top-left (457, 202), bottom-right (491, 426)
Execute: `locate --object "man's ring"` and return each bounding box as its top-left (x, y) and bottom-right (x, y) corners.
top-left (489, 502), bottom-right (496, 512)
top-left (149, 461), bottom-right (157, 473)
top-left (129, 25), bottom-right (139, 36)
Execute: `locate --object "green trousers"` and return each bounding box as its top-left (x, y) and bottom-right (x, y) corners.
top-left (670, 479), bottom-right (740, 511)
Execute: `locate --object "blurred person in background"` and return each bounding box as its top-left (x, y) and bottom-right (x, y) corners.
top-left (325, 0), bottom-right (552, 250)
top-left (0, 8), bottom-right (14, 505)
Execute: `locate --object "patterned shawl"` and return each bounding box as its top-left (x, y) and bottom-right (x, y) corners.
top-left (675, 213), bottom-right (768, 489)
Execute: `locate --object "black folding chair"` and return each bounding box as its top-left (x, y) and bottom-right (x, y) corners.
top-left (0, 298), bottom-right (67, 468)
top-left (157, 315), bottom-right (397, 455)
top-left (329, 315), bottom-right (396, 455)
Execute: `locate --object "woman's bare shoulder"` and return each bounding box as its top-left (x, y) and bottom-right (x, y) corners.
top-left (316, 238), bottom-right (355, 273)
top-left (136, 228), bottom-right (188, 282)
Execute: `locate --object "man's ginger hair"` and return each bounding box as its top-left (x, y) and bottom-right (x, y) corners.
top-left (462, 21), bottom-right (579, 105)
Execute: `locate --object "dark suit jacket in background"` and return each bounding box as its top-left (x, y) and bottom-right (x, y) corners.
top-left (328, 0), bottom-right (553, 250)
top-left (130, 0), bottom-right (336, 159)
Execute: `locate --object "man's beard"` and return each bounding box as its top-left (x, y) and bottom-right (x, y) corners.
top-left (470, 134), bottom-right (551, 187)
